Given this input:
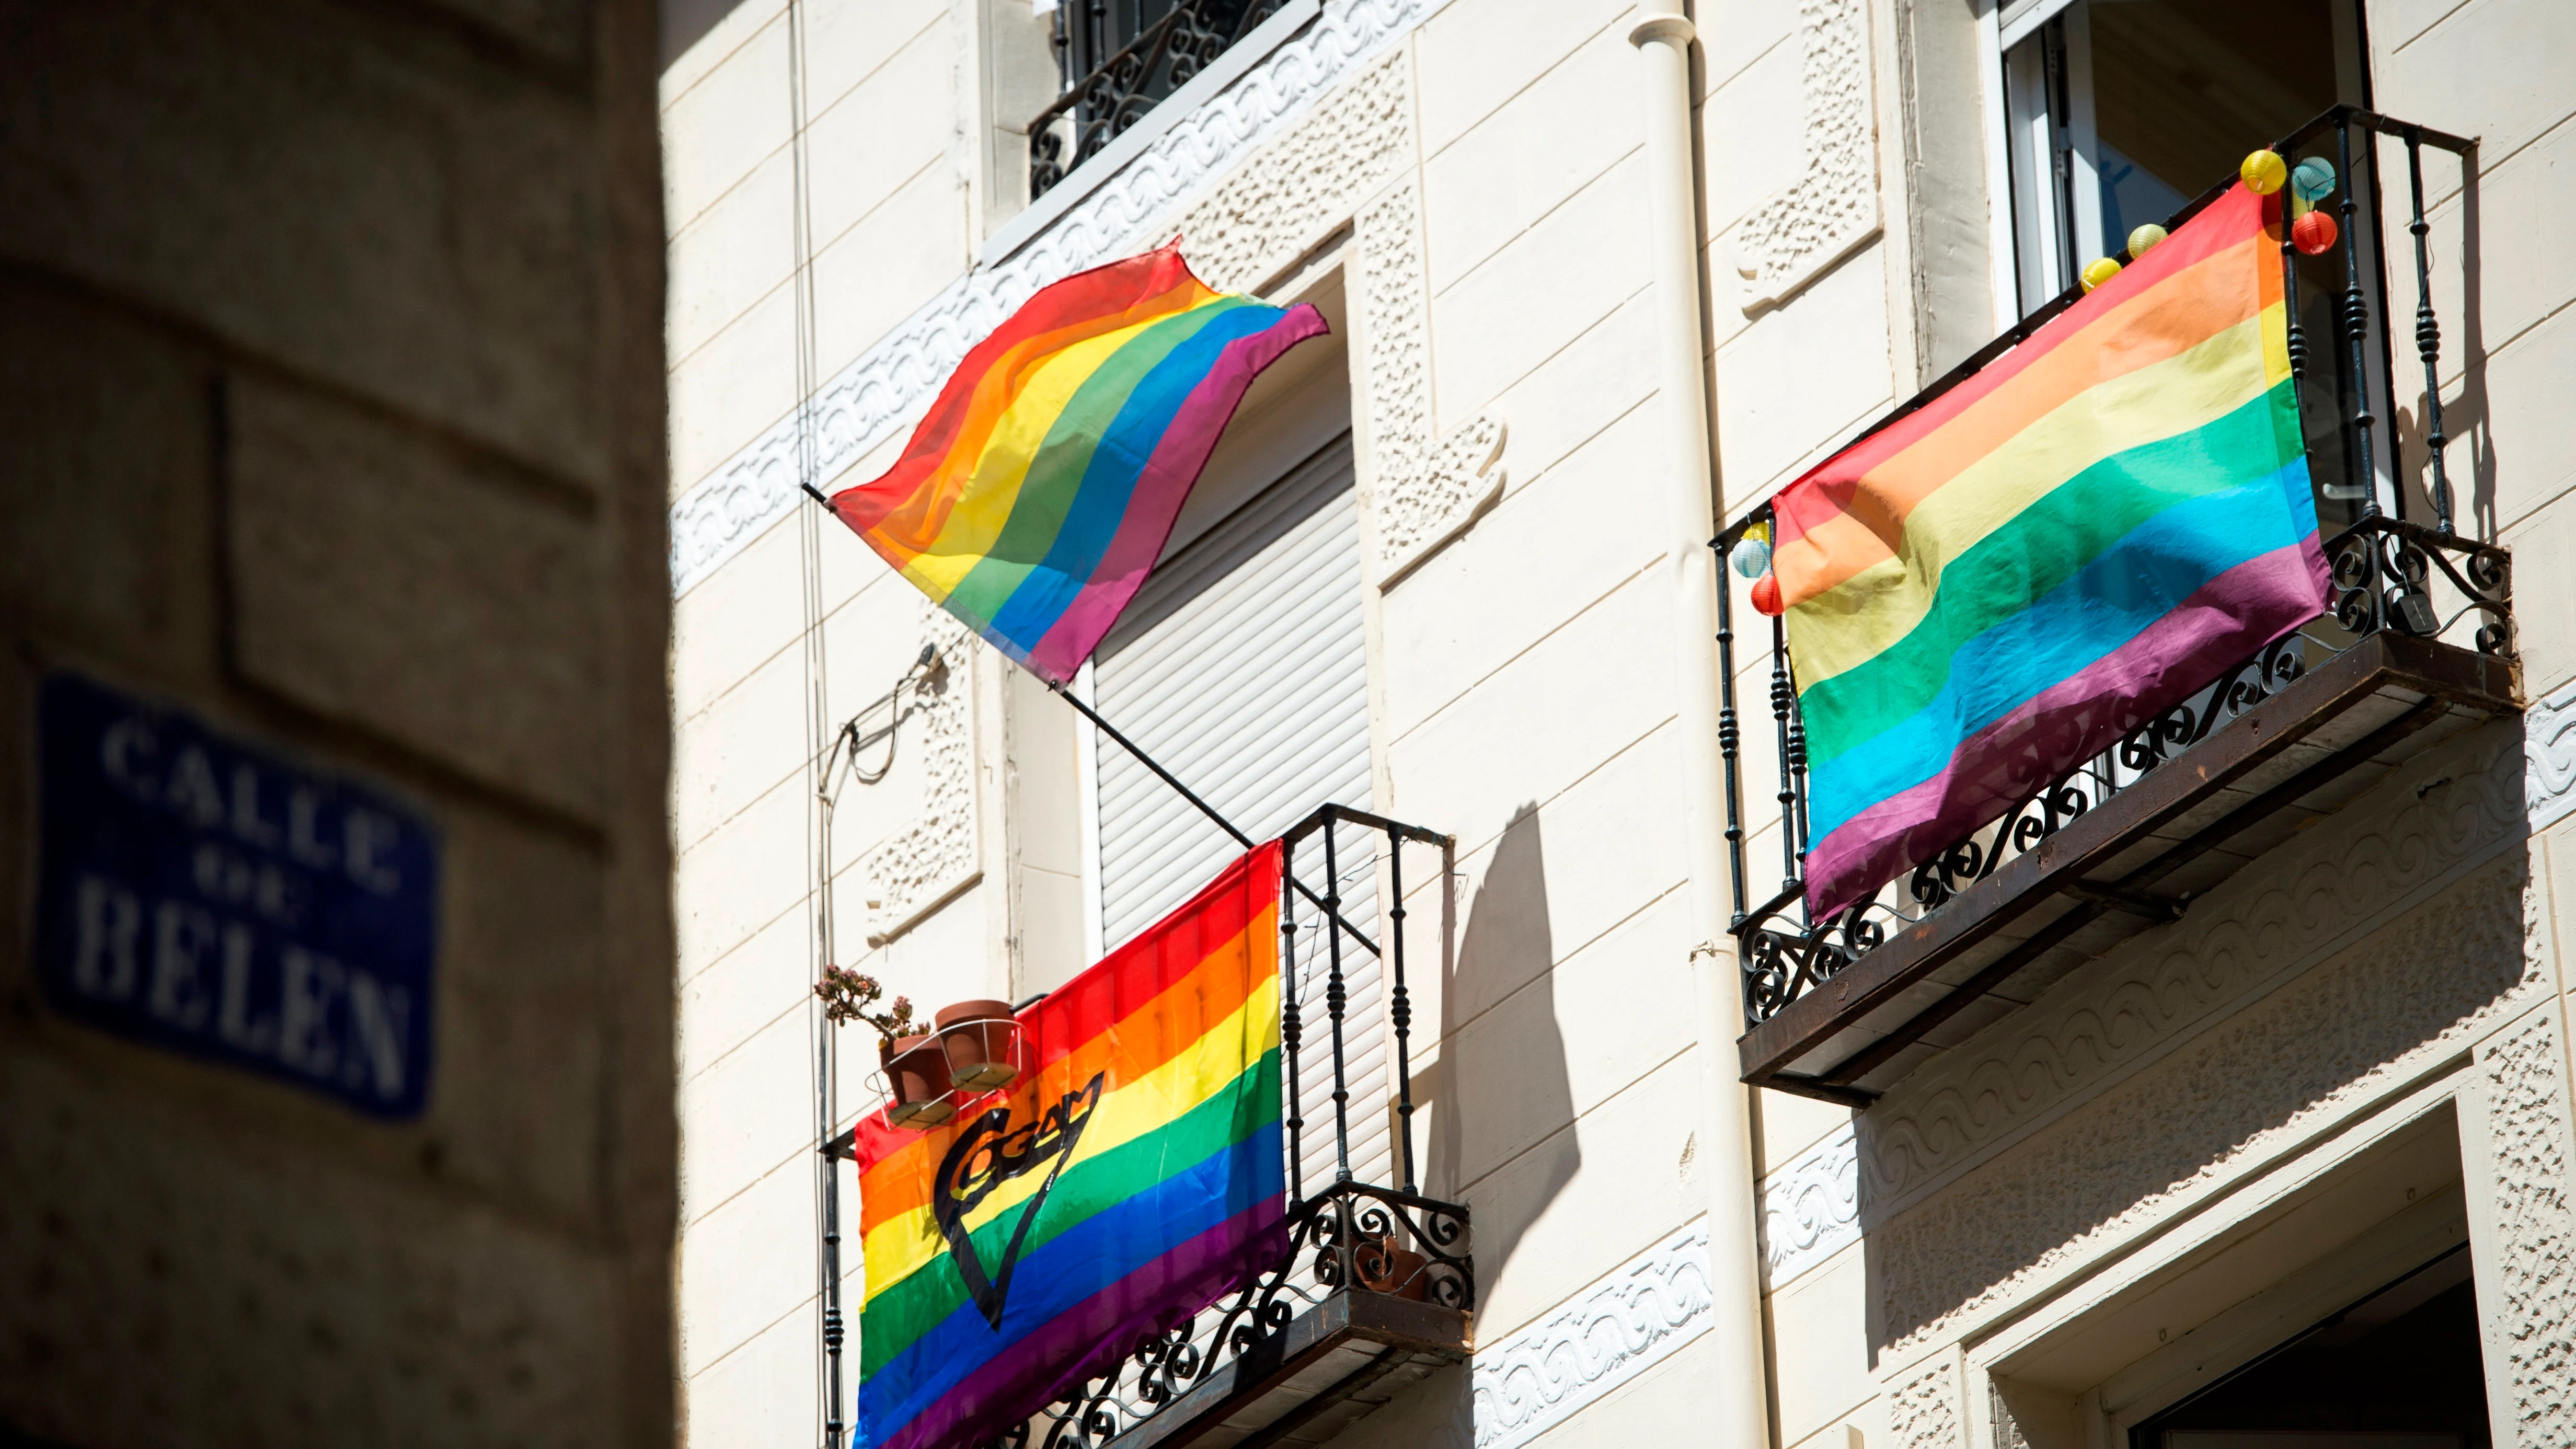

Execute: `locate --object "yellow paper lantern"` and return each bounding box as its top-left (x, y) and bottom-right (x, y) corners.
top-left (2240, 149), bottom-right (2287, 196)
top-left (2080, 256), bottom-right (2123, 292)
top-left (2126, 223), bottom-right (2168, 260)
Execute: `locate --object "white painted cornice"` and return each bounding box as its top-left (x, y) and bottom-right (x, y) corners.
top-left (1469, 1222), bottom-right (1715, 1449)
top-left (668, 0), bottom-right (1453, 598)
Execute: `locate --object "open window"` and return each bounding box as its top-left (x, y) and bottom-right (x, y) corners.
top-left (1991, 0), bottom-right (2396, 528)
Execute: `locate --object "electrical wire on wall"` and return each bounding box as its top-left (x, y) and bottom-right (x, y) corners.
top-left (783, 1), bottom-right (846, 1445)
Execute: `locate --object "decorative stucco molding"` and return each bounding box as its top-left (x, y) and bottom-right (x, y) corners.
top-left (1888, 1356), bottom-right (1962, 1449)
top-left (2473, 1007), bottom-right (2576, 1446)
top-left (1469, 1223), bottom-right (1712, 1449)
top-left (1873, 849), bottom-right (2535, 1353)
top-left (668, 0), bottom-right (1451, 597)
top-left (858, 605), bottom-right (980, 946)
top-left (1350, 180), bottom-right (1509, 585)
top-left (1865, 729), bottom-right (2530, 1220)
top-left (2528, 679), bottom-right (2576, 832)
top-left (1732, 0), bottom-right (1881, 310)
top-left (1760, 1121), bottom-right (1860, 1290)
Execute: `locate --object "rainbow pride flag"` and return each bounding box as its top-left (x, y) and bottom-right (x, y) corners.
top-left (825, 247), bottom-right (1328, 684)
top-left (852, 844), bottom-right (1287, 1449)
top-left (1765, 183), bottom-right (2327, 918)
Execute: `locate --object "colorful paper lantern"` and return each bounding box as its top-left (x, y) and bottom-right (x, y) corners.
top-left (2291, 157), bottom-right (2337, 202)
top-left (1730, 536), bottom-right (1773, 579)
top-left (2126, 223), bottom-right (2168, 259)
top-left (2080, 256), bottom-right (2123, 292)
top-left (2240, 149), bottom-right (2287, 196)
top-left (1751, 572), bottom-right (1782, 616)
top-left (2291, 209), bottom-right (2339, 256)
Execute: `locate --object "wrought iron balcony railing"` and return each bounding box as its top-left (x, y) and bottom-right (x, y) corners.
top-left (1714, 108), bottom-right (2523, 1103)
top-left (995, 804), bottom-right (1471, 1449)
top-left (1030, 0), bottom-right (1294, 201)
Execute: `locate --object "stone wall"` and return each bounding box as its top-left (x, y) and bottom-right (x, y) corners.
top-left (0, 1), bottom-right (676, 1442)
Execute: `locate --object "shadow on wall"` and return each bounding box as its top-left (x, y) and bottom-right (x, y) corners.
top-left (1853, 723), bottom-right (2535, 1365)
top-left (1339, 806), bottom-right (1586, 1449)
top-left (661, 0), bottom-right (753, 71)
top-left (1424, 802), bottom-right (1579, 1310)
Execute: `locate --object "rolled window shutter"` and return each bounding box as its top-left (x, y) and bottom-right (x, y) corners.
top-left (1094, 432), bottom-right (1394, 1187)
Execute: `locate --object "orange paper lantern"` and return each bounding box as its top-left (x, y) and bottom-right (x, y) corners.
top-left (2291, 209), bottom-right (2339, 256)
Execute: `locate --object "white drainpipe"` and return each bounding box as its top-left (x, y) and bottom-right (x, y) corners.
top-left (1630, 7), bottom-right (1775, 1447)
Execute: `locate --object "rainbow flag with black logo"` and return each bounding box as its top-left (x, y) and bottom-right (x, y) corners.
top-left (1764, 182), bottom-right (2327, 917)
top-left (825, 246), bottom-right (1327, 684)
top-left (851, 843), bottom-right (1286, 1449)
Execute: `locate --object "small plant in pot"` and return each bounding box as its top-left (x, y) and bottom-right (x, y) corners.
top-left (935, 998), bottom-right (1024, 1093)
top-left (815, 966), bottom-right (953, 1129)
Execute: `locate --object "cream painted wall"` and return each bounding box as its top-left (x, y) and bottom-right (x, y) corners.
top-left (660, 0), bottom-right (2576, 1445)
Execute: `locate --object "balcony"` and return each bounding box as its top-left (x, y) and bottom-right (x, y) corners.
top-left (1716, 109), bottom-right (2523, 1105)
top-left (1030, 0), bottom-right (1297, 201)
top-left (999, 806), bottom-right (1472, 1448)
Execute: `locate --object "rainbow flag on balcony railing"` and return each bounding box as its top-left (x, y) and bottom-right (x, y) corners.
top-left (1764, 182), bottom-right (2327, 918)
top-left (850, 843), bottom-right (1286, 1449)
top-left (825, 246), bottom-right (1327, 685)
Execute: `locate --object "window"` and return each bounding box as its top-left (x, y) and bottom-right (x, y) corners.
top-left (1993, 0), bottom-right (2390, 526)
top-left (1999, 0), bottom-right (2361, 309)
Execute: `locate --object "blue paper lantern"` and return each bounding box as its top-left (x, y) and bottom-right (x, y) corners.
top-left (2291, 157), bottom-right (2337, 203)
top-left (1730, 537), bottom-right (1772, 579)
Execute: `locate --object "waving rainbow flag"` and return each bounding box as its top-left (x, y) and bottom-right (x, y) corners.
top-left (852, 844), bottom-right (1286, 1449)
top-left (1766, 182), bottom-right (2327, 918)
top-left (826, 247), bottom-right (1327, 684)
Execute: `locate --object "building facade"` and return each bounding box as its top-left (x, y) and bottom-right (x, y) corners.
top-left (1, 1), bottom-right (678, 1443)
top-left (662, 1), bottom-right (2576, 1446)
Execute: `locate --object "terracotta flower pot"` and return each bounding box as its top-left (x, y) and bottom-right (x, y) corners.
top-left (1354, 1233), bottom-right (1428, 1301)
top-left (882, 1033), bottom-right (955, 1130)
top-left (936, 998), bottom-right (1022, 1093)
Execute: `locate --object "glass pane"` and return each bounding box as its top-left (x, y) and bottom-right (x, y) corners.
top-left (2088, 0), bottom-right (2342, 239)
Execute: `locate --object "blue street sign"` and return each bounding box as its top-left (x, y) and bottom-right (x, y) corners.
top-left (33, 672), bottom-right (440, 1118)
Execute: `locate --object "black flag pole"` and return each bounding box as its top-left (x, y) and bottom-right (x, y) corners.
top-left (795, 487), bottom-right (1379, 957)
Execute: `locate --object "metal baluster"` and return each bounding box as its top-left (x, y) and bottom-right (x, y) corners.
top-left (1769, 613), bottom-right (1799, 907)
top-left (1714, 533), bottom-right (1749, 927)
top-left (1386, 825), bottom-right (1418, 1195)
top-left (1321, 820), bottom-right (1353, 1183)
top-left (2405, 126), bottom-right (2456, 535)
top-left (2334, 120), bottom-right (2383, 523)
top-left (2277, 146), bottom-right (2308, 387)
top-left (1280, 833), bottom-right (1304, 1205)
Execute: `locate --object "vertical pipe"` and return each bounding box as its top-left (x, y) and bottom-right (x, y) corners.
top-left (1630, 9), bottom-right (1773, 1449)
top-left (1386, 824), bottom-right (1419, 1194)
top-left (2405, 129), bottom-right (2455, 534)
top-left (1321, 820), bottom-right (1352, 1183)
top-left (1281, 834), bottom-right (1305, 1205)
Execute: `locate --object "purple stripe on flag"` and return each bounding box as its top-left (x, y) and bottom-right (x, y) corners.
top-left (877, 1197), bottom-right (1290, 1449)
top-left (1802, 539), bottom-right (2329, 918)
top-left (1024, 305), bottom-right (1330, 681)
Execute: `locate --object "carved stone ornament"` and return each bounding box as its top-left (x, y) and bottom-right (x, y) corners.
top-left (1860, 727), bottom-right (2545, 1354)
top-left (1353, 183), bottom-right (1507, 584)
top-left (1866, 728), bottom-right (2532, 1220)
top-left (858, 603), bottom-right (980, 946)
top-left (1876, 846), bottom-right (2536, 1355)
top-left (1888, 1355), bottom-right (1963, 1449)
top-left (1732, 0), bottom-right (1881, 312)
top-left (2471, 1006), bottom-right (2576, 1446)
top-left (667, 0), bottom-right (1468, 598)
top-left (1760, 1121), bottom-right (1860, 1290)
top-left (2528, 677), bottom-right (2576, 832)
top-left (1469, 1222), bottom-right (1714, 1449)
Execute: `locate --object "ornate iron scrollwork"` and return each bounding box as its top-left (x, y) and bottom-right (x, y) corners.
top-left (991, 1182), bottom-right (1470, 1447)
top-left (1030, 0), bottom-right (1293, 199)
